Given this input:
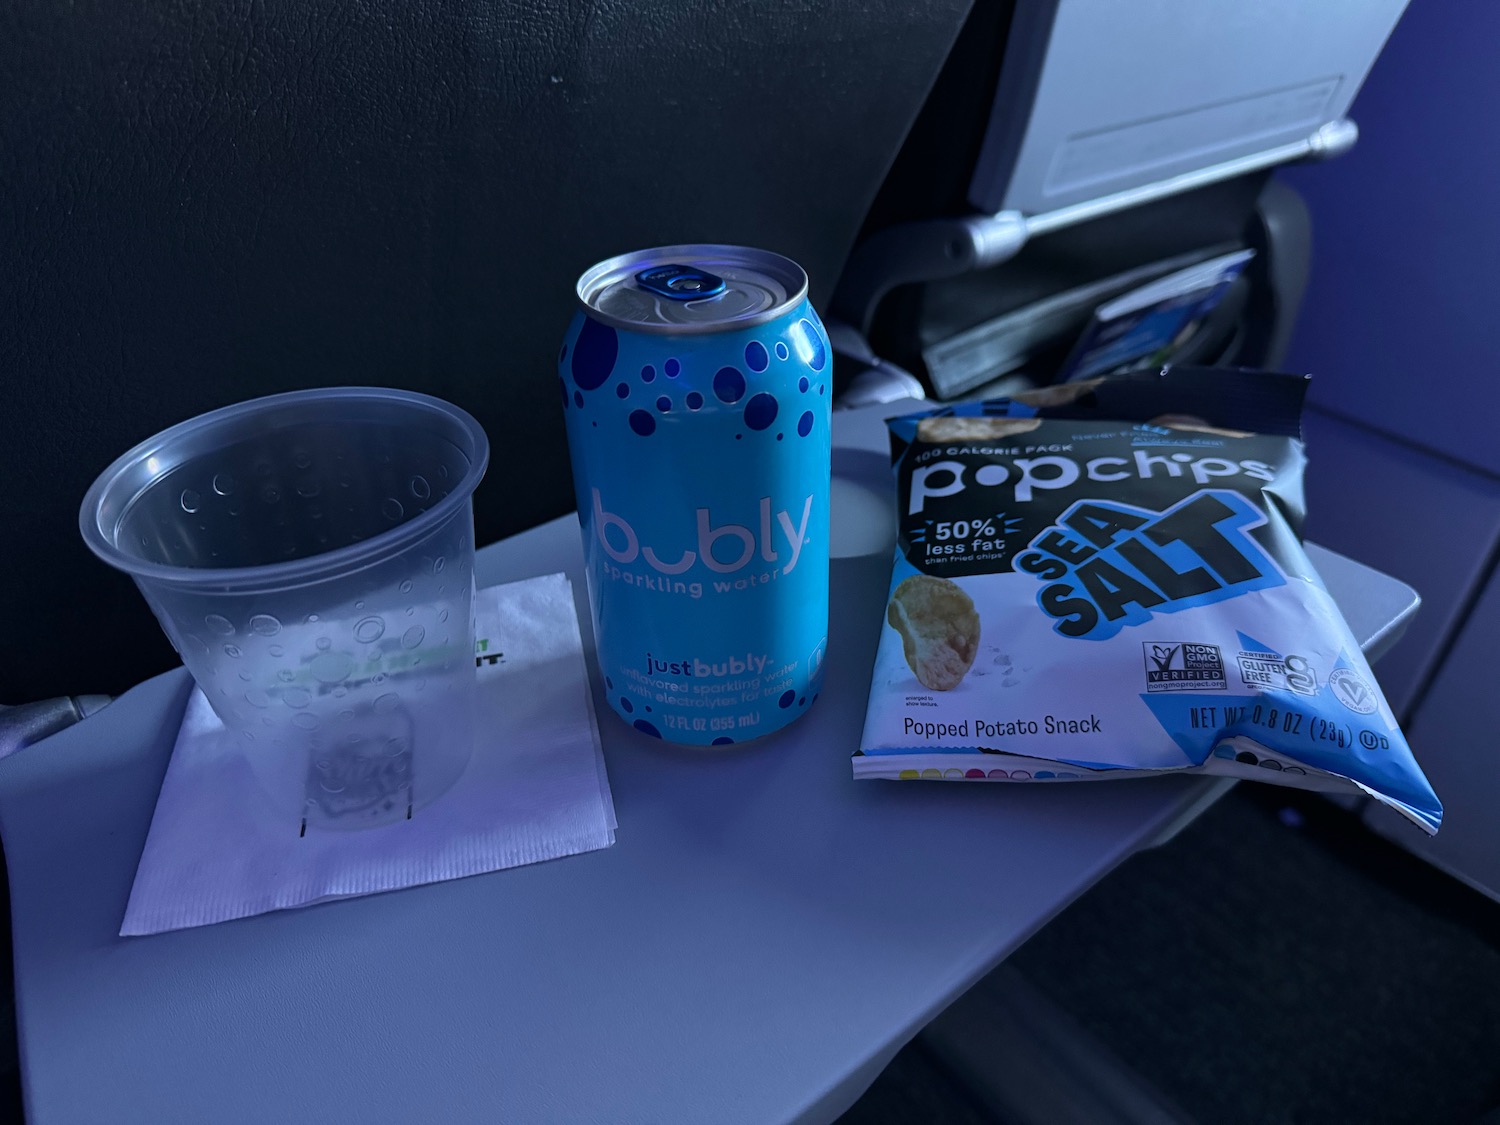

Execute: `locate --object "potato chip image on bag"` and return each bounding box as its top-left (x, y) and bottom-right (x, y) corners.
top-left (854, 367), bottom-right (1443, 836)
top-left (887, 575), bottom-right (980, 691)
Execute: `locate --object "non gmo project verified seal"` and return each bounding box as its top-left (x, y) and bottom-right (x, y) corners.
top-left (1143, 642), bottom-right (1226, 692)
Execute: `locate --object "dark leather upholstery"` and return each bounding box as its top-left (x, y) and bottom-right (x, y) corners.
top-left (1, 0), bottom-right (970, 700)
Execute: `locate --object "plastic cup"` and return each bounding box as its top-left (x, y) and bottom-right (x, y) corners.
top-left (80, 387), bottom-right (489, 830)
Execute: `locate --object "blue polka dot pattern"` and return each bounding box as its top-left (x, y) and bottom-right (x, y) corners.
top-left (629, 409), bottom-right (656, 436)
top-left (744, 393), bottom-right (778, 431)
top-left (641, 365), bottom-right (656, 383)
top-left (656, 396), bottom-right (671, 412)
top-left (634, 719), bottom-right (662, 738)
top-left (712, 737), bottom-right (734, 745)
top-left (620, 697), bottom-right (634, 713)
top-left (665, 358), bottom-right (680, 378)
top-left (745, 341), bottom-right (769, 371)
top-left (800, 319), bottom-right (826, 371)
top-left (799, 377), bottom-right (809, 393)
top-left (605, 677), bottom-right (614, 690)
top-left (792, 318), bottom-right (828, 375)
top-left (778, 690), bottom-right (796, 708)
top-left (775, 342), bottom-right (789, 360)
top-left (797, 411), bottom-right (814, 437)
top-left (714, 367), bottom-right (746, 404)
top-left (686, 391), bottom-right (704, 410)
top-left (573, 390), bottom-right (584, 409)
top-left (571, 318), bottom-right (617, 390)
top-left (616, 383), bottom-right (630, 399)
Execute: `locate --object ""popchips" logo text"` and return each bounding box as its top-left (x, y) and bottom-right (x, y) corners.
top-left (908, 451), bottom-right (1275, 513)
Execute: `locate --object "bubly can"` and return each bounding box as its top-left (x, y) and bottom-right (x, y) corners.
top-left (560, 245), bottom-right (832, 746)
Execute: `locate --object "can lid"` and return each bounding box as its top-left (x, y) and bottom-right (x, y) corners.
top-left (576, 244), bottom-right (808, 336)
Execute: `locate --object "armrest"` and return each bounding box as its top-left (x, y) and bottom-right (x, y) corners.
top-left (0, 696), bottom-right (113, 760)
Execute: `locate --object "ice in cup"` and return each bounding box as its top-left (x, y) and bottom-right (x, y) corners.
top-left (80, 387), bottom-right (489, 829)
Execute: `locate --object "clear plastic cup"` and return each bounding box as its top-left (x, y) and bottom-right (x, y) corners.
top-left (80, 387), bottom-right (489, 830)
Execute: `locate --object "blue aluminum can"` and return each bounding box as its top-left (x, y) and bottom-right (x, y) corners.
top-left (560, 245), bottom-right (831, 746)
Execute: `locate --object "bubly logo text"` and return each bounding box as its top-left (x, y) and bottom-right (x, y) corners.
top-left (908, 451), bottom-right (1275, 513)
top-left (593, 489), bottom-right (813, 576)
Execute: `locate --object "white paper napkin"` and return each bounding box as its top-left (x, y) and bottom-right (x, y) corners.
top-left (121, 573), bottom-right (616, 936)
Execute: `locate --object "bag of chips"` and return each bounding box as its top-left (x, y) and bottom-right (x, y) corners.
top-left (855, 368), bottom-right (1441, 834)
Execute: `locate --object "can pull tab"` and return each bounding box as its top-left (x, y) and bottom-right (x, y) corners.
top-left (635, 264), bottom-right (727, 300)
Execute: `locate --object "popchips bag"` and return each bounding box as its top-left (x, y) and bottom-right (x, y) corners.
top-left (855, 368), bottom-right (1441, 834)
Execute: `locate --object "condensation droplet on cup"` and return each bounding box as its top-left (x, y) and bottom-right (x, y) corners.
top-left (205, 614), bottom-right (235, 635)
top-left (374, 692), bottom-right (400, 714)
top-left (293, 449), bottom-right (313, 470)
top-left (433, 556), bottom-right (446, 575)
top-left (310, 651), bottom-right (354, 684)
top-left (339, 709), bottom-right (355, 721)
top-left (316, 636), bottom-right (332, 651)
top-left (371, 672), bottom-right (387, 685)
top-left (249, 614), bottom-right (282, 636)
top-left (223, 643), bottom-right (242, 658)
top-left (262, 484), bottom-right (281, 504)
top-left (269, 644), bottom-right (285, 658)
top-left (401, 625), bottom-right (425, 649)
top-left (438, 464), bottom-right (449, 479)
top-left (296, 478), bottom-right (321, 498)
top-left (277, 669), bottom-right (296, 683)
top-left (354, 616), bottom-right (385, 643)
top-left (405, 607), bottom-right (415, 617)
top-left (284, 687), bottom-right (311, 708)
top-left (383, 498), bottom-right (404, 521)
top-left (438, 609), bottom-right (449, 623)
top-left (400, 579), bottom-right (413, 594)
top-left (355, 601), bottom-right (365, 610)
top-left (212, 473), bottom-right (236, 496)
top-left (306, 613), bottom-right (319, 623)
top-left (332, 686), bottom-right (347, 698)
top-left (238, 670), bottom-right (252, 682)
top-left (410, 475), bottom-right (431, 500)
top-left (180, 489), bottom-right (201, 513)
top-left (292, 712), bottom-right (320, 730)
top-left (245, 689), bottom-right (271, 709)
top-left (227, 501), bottom-right (244, 516)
